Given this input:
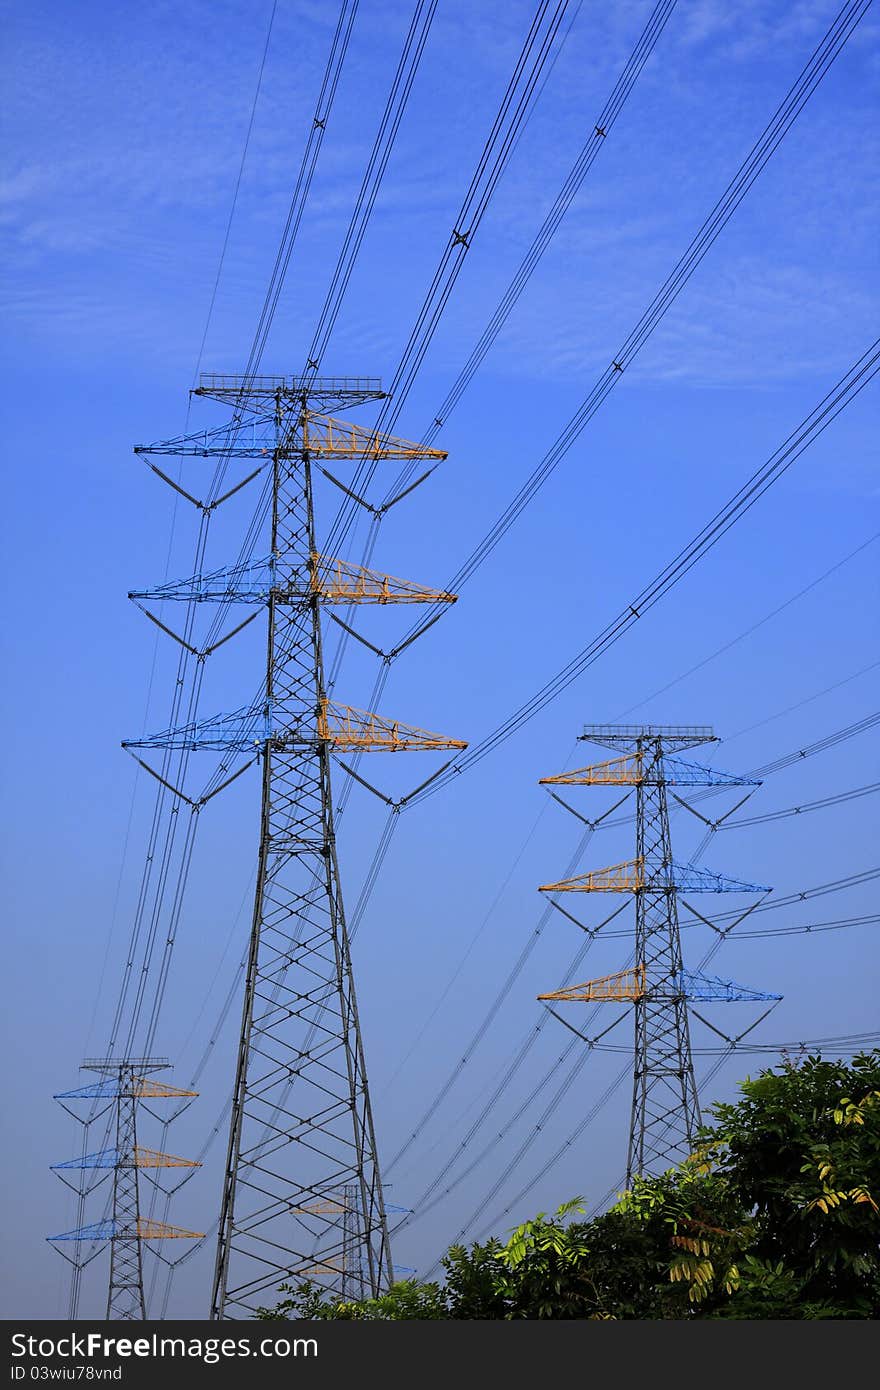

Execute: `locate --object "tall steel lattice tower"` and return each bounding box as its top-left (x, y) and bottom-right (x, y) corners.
top-left (537, 725), bottom-right (779, 1183)
top-left (49, 1060), bottom-right (202, 1319)
top-left (126, 374), bottom-right (464, 1318)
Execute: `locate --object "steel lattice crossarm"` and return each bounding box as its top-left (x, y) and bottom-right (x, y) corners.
top-left (539, 753), bottom-right (760, 788)
top-left (129, 553), bottom-right (458, 607)
top-left (49, 1220), bottom-right (204, 1243)
top-left (311, 555), bottom-right (457, 604)
top-left (580, 723), bottom-right (716, 752)
top-left (539, 856), bottom-right (769, 894)
top-left (538, 967), bottom-right (780, 1006)
top-left (318, 700), bottom-right (467, 751)
top-left (671, 970), bottom-right (781, 1002)
top-left (194, 373), bottom-right (384, 407)
top-left (134, 417), bottom-right (278, 459)
top-left (539, 966), bottom-right (647, 1003)
top-left (133, 1220), bottom-right (203, 1240)
top-left (133, 403), bottom-right (444, 464)
top-left (51, 1147), bottom-right (200, 1171)
top-left (54, 1078), bottom-right (199, 1101)
top-left (123, 705), bottom-right (269, 753)
top-left (300, 411), bottom-right (447, 460)
top-left (123, 700), bottom-right (467, 754)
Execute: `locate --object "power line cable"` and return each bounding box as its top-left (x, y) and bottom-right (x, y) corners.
top-left (392, 0), bottom-right (873, 657)
top-left (409, 340), bottom-right (880, 802)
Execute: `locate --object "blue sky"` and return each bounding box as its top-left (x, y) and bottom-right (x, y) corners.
top-left (1, 0), bottom-right (878, 1318)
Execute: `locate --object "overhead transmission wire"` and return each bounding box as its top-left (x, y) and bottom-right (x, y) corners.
top-left (321, 0), bottom-right (574, 560)
top-left (64, 2), bottom-right (288, 1314)
top-left (379, 780), bottom-right (574, 1097)
top-left (307, 343), bottom-right (880, 1152)
top-left (322, 0), bottom-right (676, 688)
top-left (725, 659), bottom-right (880, 742)
top-left (272, 0), bottom-right (867, 1089)
top-left (190, 0), bottom-right (279, 390)
top-left (133, 1), bottom-right (443, 974)
top-left (153, 640), bottom-right (879, 1298)
top-left (382, 530), bottom-right (879, 1098)
top-left (222, 0), bottom-right (586, 1163)
top-left (335, 0), bottom-right (673, 528)
top-left (300, 0), bottom-right (441, 382)
top-left (408, 337), bottom-right (880, 803)
top-left (158, 0), bottom-right (673, 1073)
top-left (590, 710), bottom-right (880, 839)
top-left (113, 0), bottom-right (867, 1301)
top-left (386, 713), bottom-right (879, 1232)
top-left (147, 0), bottom-right (440, 667)
top-left (317, 0), bottom-right (580, 704)
top-left (388, 0), bottom-right (872, 664)
top-left (109, 0), bottom-right (362, 1069)
top-left (715, 781), bottom-right (880, 829)
top-left (386, 0), bottom-right (679, 496)
top-left (579, 1030), bottom-right (880, 1057)
top-left (419, 861), bottom-right (879, 1256)
top-left (535, 1011), bottom-right (877, 1232)
top-left (67, 5), bottom-right (361, 1316)
top-left (95, 3), bottom-right (283, 1042)
top-left (71, 0), bottom-right (414, 1306)
top-left (200, 0), bottom-right (361, 506)
top-left (299, 6), bottom-right (874, 1037)
top-left (611, 530), bottom-right (880, 721)
top-left (127, 2), bottom-right (448, 1314)
top-left (389, 723), bottom-right (880, 1180)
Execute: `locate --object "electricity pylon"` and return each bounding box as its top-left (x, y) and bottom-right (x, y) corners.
top-left (49, 1059), bottom-right (201, 1319)
top-left (126, 374), bottom-right (465, 1318)
top-left (537, 725), bottom-right (779, 1183)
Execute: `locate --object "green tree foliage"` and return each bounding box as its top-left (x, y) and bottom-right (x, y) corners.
top-left (257, 1051), bottom-right (880, 1320)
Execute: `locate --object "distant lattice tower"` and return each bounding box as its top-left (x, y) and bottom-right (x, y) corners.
top-left (537, 726), bottom-right (780, 1182)
top-left (127, 375), bottom-right (466, 1317)
top-left (49, 1059), bottom-right (202, 1319)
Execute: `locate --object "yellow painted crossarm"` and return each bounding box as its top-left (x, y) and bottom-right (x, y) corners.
top-left (290, 1200), bottom-right (350, 1215)
top-left (132, 1078), bottom-right (199, 1099)
top-left (539, 753), bottom-right (643, 786)
top-left (539, 857), bottom-right (644, 893)
top-left (538, 965), bottom-right (646, 1003)
top-left (134, 1220), bottom-right (205, 1240)
top-left (133, 1147), bottom-right (201, 1168)
top-left (309, 553), bottom-right (457, 605)
top-left (318, 699), bottom-right (467, 752)
top-left (296, 1259), bottom-right (346, 1276)
top-left (301, 411), bottom-right (447, 461)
